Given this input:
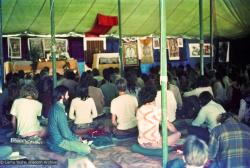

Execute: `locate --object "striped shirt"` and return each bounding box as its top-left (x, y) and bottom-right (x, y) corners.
top-left (137, 104), bottom-right (162, 148)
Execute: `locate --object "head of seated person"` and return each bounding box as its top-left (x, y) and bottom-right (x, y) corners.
top-left (115, 78), bottom-right (127, 93)
top-left (196, 76), bottom-right (210, 88)
top-left (183, 135), bottom-right (208, 168)
top-left (198, 91), bottom-right (213, 106)
top-left (20, 84), bottom-right (39, 100)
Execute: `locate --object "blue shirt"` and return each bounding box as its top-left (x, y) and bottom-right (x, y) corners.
top-left (166, 159), bottom-right (185, 168)
top-left (47, 102), bottom-right (78, 146)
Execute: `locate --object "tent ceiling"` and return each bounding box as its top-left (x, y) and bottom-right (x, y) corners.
top-left (2, 0), bottom-right (250, 38)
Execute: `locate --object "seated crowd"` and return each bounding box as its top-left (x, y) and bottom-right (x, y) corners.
top-left (0, 62), bottom-right (250, 167)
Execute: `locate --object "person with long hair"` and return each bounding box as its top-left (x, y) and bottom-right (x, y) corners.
top-left (47, 85), bottom-right (91, 155)
top-left (69, 84), bottom-right (98, 135)
top-left (10, 84), bottom-right (46, 138)
top-left (137, 85), bottom-right (181, 149)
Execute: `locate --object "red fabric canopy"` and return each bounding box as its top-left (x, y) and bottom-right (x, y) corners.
top-left (85, 13), bottom-right (118, 37)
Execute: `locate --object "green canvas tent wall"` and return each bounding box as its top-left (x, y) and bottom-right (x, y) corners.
top-left (1, 0), bottom-right (250, 38)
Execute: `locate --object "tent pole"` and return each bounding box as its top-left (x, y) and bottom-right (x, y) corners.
top-left (50, 0), bottom-right (57, 87)
top-left (199, 0), bottom-right (204, 76)
top-left (118, 0), bottom-right (124, 77)
top-left (160, 0), bottom-right (168, 167)
top-left (210, 0), bottom-right (214, 70)
top-left (0, 0), bottom-right (3, 93)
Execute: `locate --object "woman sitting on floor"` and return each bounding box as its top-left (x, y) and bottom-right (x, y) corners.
top-left (69, 84), bottom-right (98, 135)
top-left (137, 85), bottom-right (181, 149)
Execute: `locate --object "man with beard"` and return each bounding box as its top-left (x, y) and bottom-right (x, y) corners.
top-left (46, 85), bottom-right (91, 155)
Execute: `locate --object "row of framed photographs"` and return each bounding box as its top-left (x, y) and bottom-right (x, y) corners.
top-left (153, 38), bottom-right (212, 60)
top-left (123, 38), bottom-right (184, 64)
top-left (7, 37), bottom-right (68, 59)
top-left (8, 37), bottom-right (214, 63)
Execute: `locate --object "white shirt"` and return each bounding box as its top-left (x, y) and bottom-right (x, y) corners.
top-left (69, 97), bottom-right (98, 124)
top-left (155, 90), bottom-right (177, 122)
top-left (169, 84), bottom-right (183, 109)
top-left (10, 98), bottom-right (42, 136)
top-left (238, 98), bottom-right (250, 122)
top-left (213, 81), bottom-right (227, 103)
top-left (111, 94), bottom-right (138, 130)
top-left (183, 86), bottom-right (214, 97)
top-left (192, 100), bottom-right (225, 132)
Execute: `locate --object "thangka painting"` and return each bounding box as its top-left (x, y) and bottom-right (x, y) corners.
top-left (28, 38), bottom-right (44, 59)
top-left (167, 38), bottom-right (180, 60)
top-left (189, 43), bottom-right (211, 57)
top-left (123, 41), bottom-right (138, 66)
top-left (138, 37), bottom-right (154, 64)
top-left (8, 37), bottom-right (22, 59)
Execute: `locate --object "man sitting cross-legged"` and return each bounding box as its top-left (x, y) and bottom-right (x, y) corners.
top-left (47, 85), bottom-right (91, 155)
top-left (10, 84), bottom-right (46, 138)
top-left (111, 78), bottom-right (138, 137)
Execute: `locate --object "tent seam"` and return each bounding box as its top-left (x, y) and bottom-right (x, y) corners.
top-left (134, 5), bottom-right (158, 35)
top-left (182, 16), bottom-right (210, 36)
top-left (170, 4), bottom-right (197, 35)
top-left (3, 0), bottom-right (18, 32)
top-left (73, 0), bottom-right (97, 32)
top-left (222, 0), bottom-right (245, 31)
top-left (26, 0), bottom-right (47, 33)
top-left (121, 0), bottom-right (144, 25)
top-left (167, 0), bottom-right (184, 18)
top-left (55, 0), bottom-right (73, 29)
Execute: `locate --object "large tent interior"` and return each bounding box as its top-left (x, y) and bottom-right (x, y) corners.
top-left (0, 0), bottom-right (250, 167)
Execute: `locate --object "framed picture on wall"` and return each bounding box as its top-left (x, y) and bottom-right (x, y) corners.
top-left (43, 38), bottom-right (69, 60)
top-left (153, 38), bottom-right (160, 49)
top-left (167, 38), bottom-right (180, 60)
top-left (123, 41), bottom-right (139, 66)
top-left (8, 37), bottom-right (22, 59)
top-left (138, 37), bottom-right (154, 64)
top-left (177, 38), bottom-right (183, 47)
top-left (189, 43), bottom-right (210, 57)
top-left (55, 39), bottom-right (68, 55)
top-left (28, 38), bottom-right (44, 59)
